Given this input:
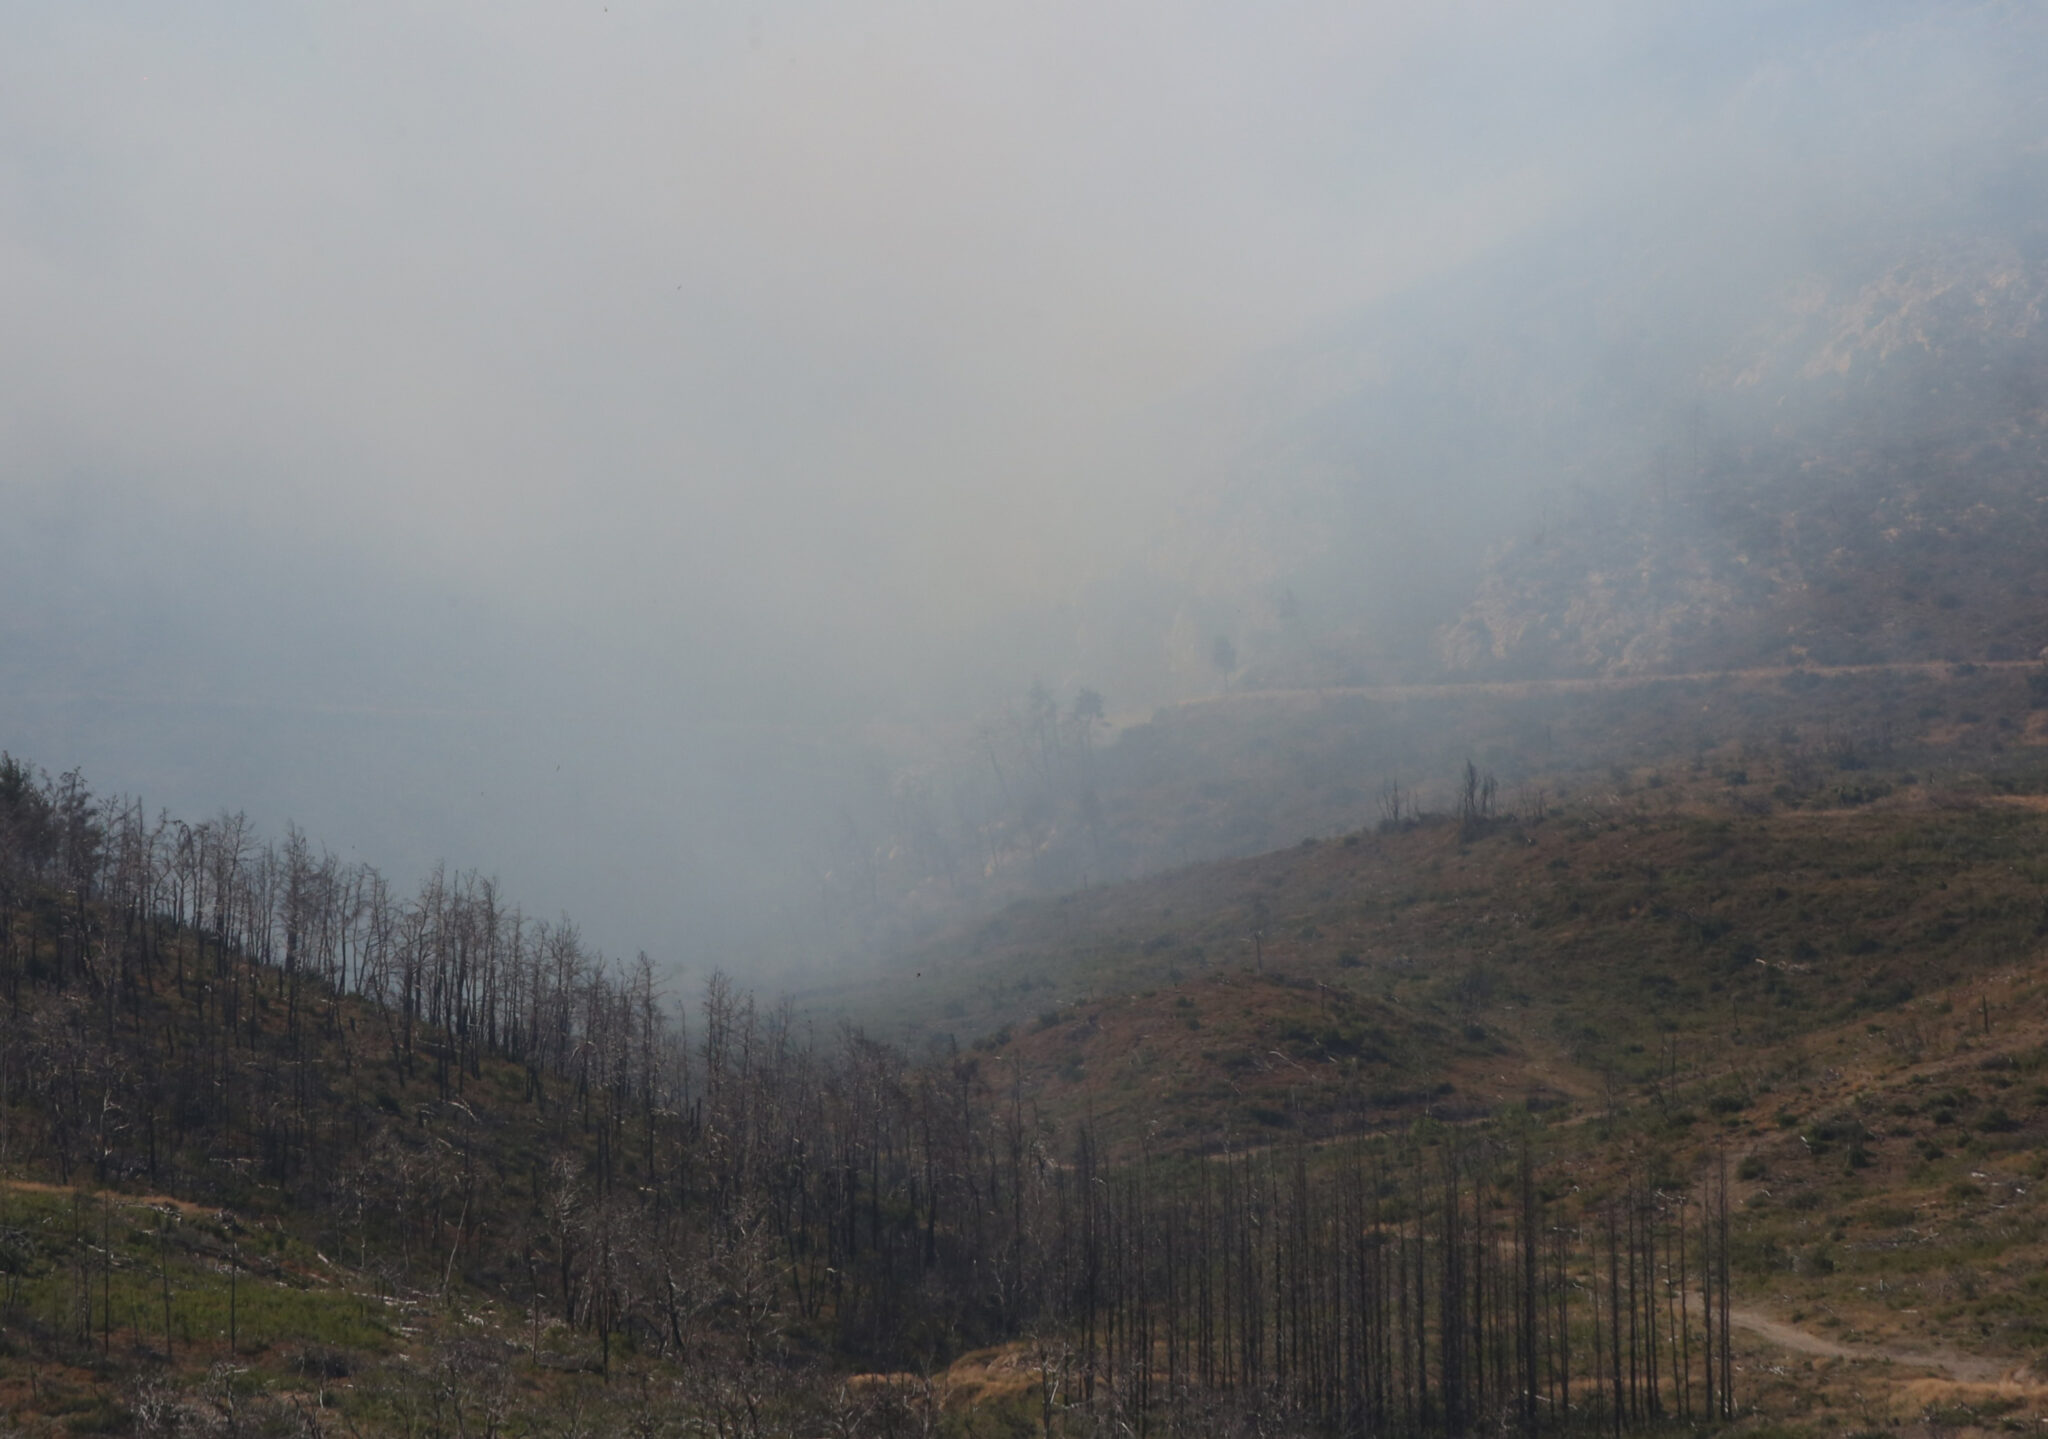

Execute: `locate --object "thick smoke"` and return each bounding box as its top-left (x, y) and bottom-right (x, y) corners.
top-left (1, 2), bottom-right (2040, 976)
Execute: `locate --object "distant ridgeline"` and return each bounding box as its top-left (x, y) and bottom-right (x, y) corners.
top-left (0, 753), bottom-right (1736, 1433)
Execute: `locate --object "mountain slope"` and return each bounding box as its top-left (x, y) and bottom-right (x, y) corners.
top-left (1436, 237), bottom-right (2048, 678)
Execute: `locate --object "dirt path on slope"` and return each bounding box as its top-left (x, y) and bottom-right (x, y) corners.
top-left (1713, 1120), bottom-right (2031, 1385)
top-left (0, 1176), bottom-right (213, 1217)
top-left (1727, 1304), bottom-right (2019, 1384)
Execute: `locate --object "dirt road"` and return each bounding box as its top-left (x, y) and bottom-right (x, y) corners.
top-left (1728, 1305), bottom-right (2015, 1384)
top-left (1181, 658), bottom-right (2043, 711)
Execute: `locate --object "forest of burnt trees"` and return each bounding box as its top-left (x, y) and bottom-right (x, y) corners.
top-left (0, 755), bottom-right (1737, 1435)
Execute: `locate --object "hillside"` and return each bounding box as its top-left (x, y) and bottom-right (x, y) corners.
top-left (868, 728), bottom-right (2048, 1143)
top-left (1436, 238), bottom-right (2048, 679)
top-left (9, 722), bottom-right (2048, 1433)
top-left (0, 760), bottom-right (1762, 1437)
top-left (830, 733), bottom-right (2048, 1430)
top-left (830, 651), bottom-right (2048, 1009)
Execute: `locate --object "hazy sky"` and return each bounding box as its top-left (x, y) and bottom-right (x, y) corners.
top-left (2, 1), bottom-right (2035, 970)
top-left (3, 3), bottom-right (1573, 611)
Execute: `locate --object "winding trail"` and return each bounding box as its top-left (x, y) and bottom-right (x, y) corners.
top-left (1725, 1305), bottom-right (2013, 1384)
top-left (0, 1176), bottom-right (211, 1217)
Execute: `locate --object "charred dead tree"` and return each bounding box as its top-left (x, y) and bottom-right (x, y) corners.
top-left (0, 758), bottom-right (1742, 1432)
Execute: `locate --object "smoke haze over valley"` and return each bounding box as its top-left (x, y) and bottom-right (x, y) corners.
top-left (19, 8), bottom-right (2048, 1436)
top-left (4, 1), bottom-right (2045, 976)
